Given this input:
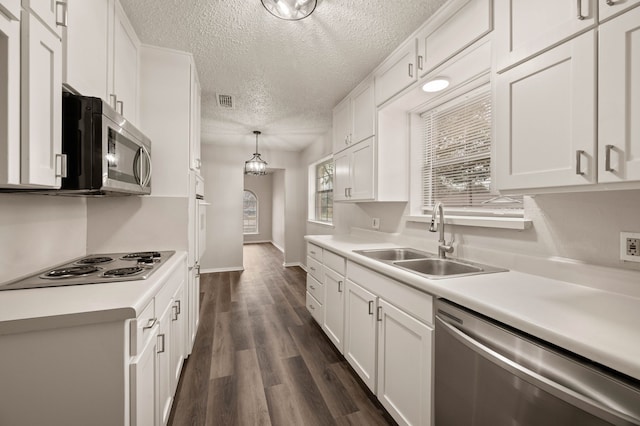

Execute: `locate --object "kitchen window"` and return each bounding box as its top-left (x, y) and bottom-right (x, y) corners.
top-left (243, 190), bottom-right (258, 234)
top-left (420, 84), bottom-right (525, 226)
top-left (308, 156), bottom-right (334, 225)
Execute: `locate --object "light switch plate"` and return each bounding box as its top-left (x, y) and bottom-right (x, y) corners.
top-left (620, 232), bottom-right (640, 262)
top-left (372, 218), bottom-right (380, 230)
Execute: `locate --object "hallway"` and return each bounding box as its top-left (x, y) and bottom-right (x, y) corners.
top-left (169, 243), bottom-right (395, 425)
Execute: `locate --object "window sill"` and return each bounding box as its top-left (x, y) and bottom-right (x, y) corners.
top-left (405, 215), bottom-right (532, 230)
top-left (307, 220), bottom-right (335, 229)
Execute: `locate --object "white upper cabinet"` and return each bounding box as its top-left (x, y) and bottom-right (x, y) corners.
top-left (0, 6), bottom-right (20, 186)
top-left (22, 0), bottom-right (67, 38)
top-left (495, 0), bottom-right (597, 72)
top-left (374, 39), bottom-right (417, 106)
top-left (333, 79), bottom-right (375, 154)
top-left (63, 0), bottom-right (110, 100)
top-left (416, 0), bottom-right (492, 76)
top-left (0, 0), bottom-right (19, 19)
top-left (598, 6), bottom-right (640, 182)
top-left (495, 31), bottom-right (597, 191)
top-left (110, 0), bottom-right (139, 124)
top-left (333, 137), bottom-right (374, 202)
top-left (599, 0), bottom-right (640, 21)
top-left (21, 10), bottom-right (63, 188)
top-left (189, 66), bottom-right (201, 173)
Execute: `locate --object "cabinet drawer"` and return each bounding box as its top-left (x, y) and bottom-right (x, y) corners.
top-left (307, 256), bottom-right (323, 281)
top-left (348, 261), bottom-right (433, 325)
top-left (323, 250), bottom-right (346, 276)
top-left (306, 291), bottom-right (322, 324)
top-left (306, 274), bottom-right (324, 304)
top-left (307, 243), bottom-right (323, 262)
top-left (130, 298), bottom-right (155, 356)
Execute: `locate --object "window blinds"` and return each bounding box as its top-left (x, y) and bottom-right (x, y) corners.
top-left (422, 86), bottom-right (496, 210)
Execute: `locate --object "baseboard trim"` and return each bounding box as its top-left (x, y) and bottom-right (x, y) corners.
top-left (283, 262), bottom-right (303, 268)
top-left (271, 241), bottom-right (284, 253)
top-left (201, 266), bottom-right (244, 274)
top-left (243, 240), bottom-right (272, 244)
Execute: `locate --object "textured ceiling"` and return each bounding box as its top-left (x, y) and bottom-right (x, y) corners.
top-left (119, 0), bottom-right (448, 151)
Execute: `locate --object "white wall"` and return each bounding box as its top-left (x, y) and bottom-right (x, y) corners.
top-left (244, 174), bottom-right (273, 243)
top-left (199, 144), bottom-right (306, 271)
top-left (0, 195), bottom-right (87, 283)
top-left (86, 196), bottom-right (189, 254)
top-left (271, 170), bottom-right (285, 252)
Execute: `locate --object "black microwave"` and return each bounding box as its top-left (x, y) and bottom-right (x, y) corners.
top-left (60, 92), bottom-right (152, 195)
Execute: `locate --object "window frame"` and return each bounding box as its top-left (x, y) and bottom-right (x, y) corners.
top-left (308, 155), bottom-right (334, 227)
top-left (242, 189), bottom-right (259, 235)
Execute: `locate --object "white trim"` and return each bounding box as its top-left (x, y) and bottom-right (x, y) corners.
top-left (201, 266), bottom-right (244, 273)
top-left (299, 264), bottom-right (308, 273)
top-left (307, 220), bottom-right (335, 228)
top-left (405, 214), bottom-right (532, 230)
top-left (243, 240), bottom-right (272, 244)
top-left (271, 241), bottom-right (284, 253)
top-left (283, 262), bottom-right (304, 268)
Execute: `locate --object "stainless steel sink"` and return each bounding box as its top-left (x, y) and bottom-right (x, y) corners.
top-left (353, 248), bottom-right (432, 262)
top-left (353, 247), bottom-right (507, 279)
top-left (394, 258), bottom-right (482, 276)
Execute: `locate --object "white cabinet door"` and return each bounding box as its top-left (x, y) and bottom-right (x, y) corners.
top-left (130, 323), bottom-right (158, 426)
top-left (351, 81), bottom-right (375, 145)
top-left (495, 31), bottom-right (597, 191)
top-left (349, 138), bottom-right (374, 200)
top-left (0, 8), bottom-right (20, 186)
top-left (344, 280), bottom-right (377, 392)
top-left (599, 0), bottom-right (640, 22)
top-left (377, 299), bottom-right (433, 426)
top-left (417, 0), bottom-right (492, 76)
top-left (375, 40), bottom-right (417, 106)
top-left (322, 267), bottom-right (345, 352)
top-left (189, 66), bottom-right (201, 172)
top-left (111, 0), bottom-right (139, 124)
top-left (0, 0), bottom-right (19, 19)
top-left (21, 10), bottom-right (63, 188)
top-left (23, 0), bottom-right (66, 37)
top-left (495, 0), bottom-right (597, 71)
top-left (332, 96), bottom-right (352, 154)
top-left (64, 0), bottom-right (110, 99)
top-left (157, 301), bottom-right (173, 426)
top-left (170, 284), bottom-right (186, 396)
top-left (598, 6), bottom-right (640, 182)
top-left (187, 266), bottom-right (200, 354)
top-left (333, 149), bottom-right (350, 201)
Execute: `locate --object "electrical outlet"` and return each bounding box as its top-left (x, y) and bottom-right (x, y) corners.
top-left (620, 232), bottom-right (640, 262)
top-left (372, 218), bottom-right (380, 230)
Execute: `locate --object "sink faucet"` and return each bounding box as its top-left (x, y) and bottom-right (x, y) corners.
top-left (429, 202), bottom-right (454, 259)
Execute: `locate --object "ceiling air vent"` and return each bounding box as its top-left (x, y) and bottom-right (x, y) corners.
top-left (217, 94), bottom-right (235, 109)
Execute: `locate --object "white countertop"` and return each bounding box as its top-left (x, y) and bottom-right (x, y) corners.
top-left (305, 234), bottom-right (640, 381)
top-left (0, 251), bottom-right (187, 335)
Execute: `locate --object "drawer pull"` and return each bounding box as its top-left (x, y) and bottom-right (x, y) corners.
top-left (606, 0), bottom-right (614, 5)
top-left (309, 304), bottom-right (315, 310)
top-left (377, 306), bottom-right (383, 322)
top-left (142, 318), bottom-right (157, 330)
top-left (338, 280), bottom-right (343, 292)
top-left (310, 266), bottom-right (316, 271)
top-left (172, 305), bottom-right (179, 321)
top-left (368, 300), bottom-right (374, 315)
top-left (310, 285), bottom-right (315, 290)
top-left (175, 300), bottom-right (181, 315)
top-left (310, 250), bottom-right (316, 255)
top-left (576, 0), bottom-right (585, 20)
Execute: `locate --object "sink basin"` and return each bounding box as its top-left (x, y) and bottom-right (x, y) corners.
top-left (393, 258), bottom-right (483, 276)
top-left (353, 248), bottom-right (432, 262)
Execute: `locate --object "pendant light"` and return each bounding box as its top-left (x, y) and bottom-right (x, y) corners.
top-left (244, 131), bottom-right (268, 175)
top-left (261, 0), bottom-right (317, 21)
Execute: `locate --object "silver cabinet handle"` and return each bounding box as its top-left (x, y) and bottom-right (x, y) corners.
top-left (172, 305), bottom-right (179, 321)
top-left (338, 280), bottom-right (343, 292)
top-left (348, 188), bottom-right (352, 197)
top-left (418, 55), bottom-right (423, 70)
top-left (157, 333), bottom-right (165, 353)
top-left (55, 154), bottom-right (67, 178)
top-left (109, 94), bottom-right (118, 109)
top-left (142, 318), bottom-right (157, 330)
top-left (577, 0), bottom-right (585, 20)
top-left (344, 188), bottom-right (348, 198)
top-left (309, 303), bottom-right (315, 311)
top-left (310, 250), bottom-right (316, 255)
top-left (575, 150), bottom-right (585, 175)
top-left (175, 300), bottom-right (181, 315)
top-left (310, 284), bottom-right (315, 290)
top-left (376, 306), bottom-right (383, 321)
top-left (368, 301), bottom-right (374, 315)
top-left (605, 145), bottom-right (615, 172)
top-left (606, 0), bottom-right (614, 5)
top-left (116, 100), bottom-right (124, 116)
top-left (309, 266), bottom-right (316, 271)
top-left (408, 63), bottom-right (414, 77)
top-left (55, 1), bottom-right (67, 27)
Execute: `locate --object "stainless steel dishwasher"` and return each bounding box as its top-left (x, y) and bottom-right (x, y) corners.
top-left (434, 299), bottom-right (640, 426)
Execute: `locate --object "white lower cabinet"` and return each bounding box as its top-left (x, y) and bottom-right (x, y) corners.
top-left (156, 299), bottom-right (173, 426)
top-left (323, 266), bottom-right (345, 352)
top-left (170, 284), bottom-right (187, 394)
top-left (344, 279), bottom-right (378, 391)
top-left (377, 299), bottom-right (433, 426)
top-left (130, 323), bottom-right (159, 426)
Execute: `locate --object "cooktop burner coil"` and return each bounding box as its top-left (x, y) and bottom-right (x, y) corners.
top-left (102, 267), bottom-right (145, 278)
top-left (75, 256), bottom-right (114, 265)
top-left (41, 266), bottom-right (101, 279)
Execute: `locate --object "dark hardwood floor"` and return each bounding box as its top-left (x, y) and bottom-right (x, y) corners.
top-left (169, 243), bottom-right (395, 426)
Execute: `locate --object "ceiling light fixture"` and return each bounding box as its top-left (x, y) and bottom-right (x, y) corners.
top-left (261, 0), bottom-right (317, 21)
top-left (244, 131), bottom-right (268, 175)
top-left (422, 77), bottom-right (450, 93)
